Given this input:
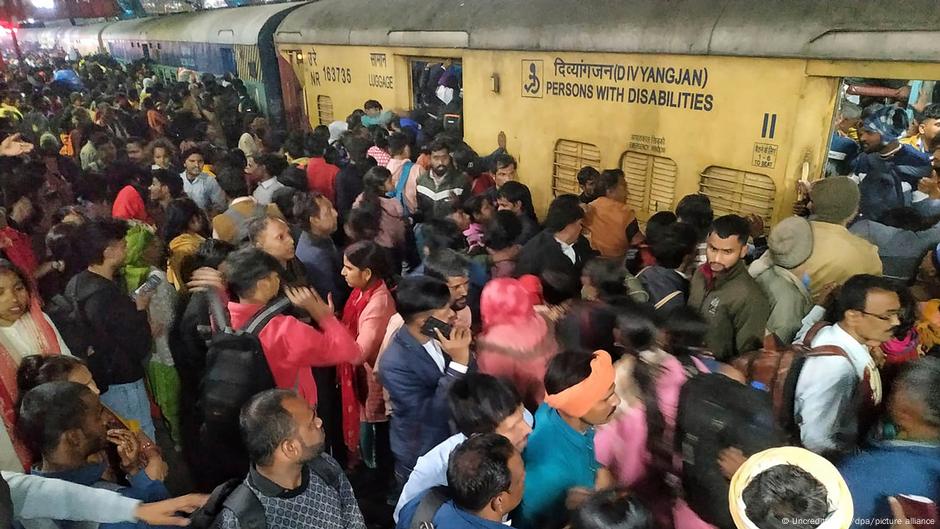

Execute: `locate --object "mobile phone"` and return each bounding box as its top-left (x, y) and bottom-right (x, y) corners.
top-left (896, 495), bottom-right (937, 529)
top-left (420, 317), bottom-right (453, 340)
top-left (134, 273), bottom-right (162, 298)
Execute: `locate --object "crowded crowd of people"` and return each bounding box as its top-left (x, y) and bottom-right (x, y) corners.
top-left (0, 50), bottom-right (935, 529)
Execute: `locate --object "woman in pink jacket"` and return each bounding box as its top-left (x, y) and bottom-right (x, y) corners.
top-left (476, 278), bottom-right (558, 412)
top-left (338, 240), bottom-right (397, 470)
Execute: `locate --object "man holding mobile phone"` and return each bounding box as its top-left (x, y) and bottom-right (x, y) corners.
top-left (377, 275), bottom-right (473, 492)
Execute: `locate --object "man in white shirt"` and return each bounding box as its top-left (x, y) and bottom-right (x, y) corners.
top-left (796, 274), bottom-right (896, 455)
top-left (394, 374), bottom-right (533, 522)
top-left (515, 194), bottom-right (597, 302)
top-left (248, 153), bottom-right (287, 206)
top-left (179, 147), bottom-right (225, 213)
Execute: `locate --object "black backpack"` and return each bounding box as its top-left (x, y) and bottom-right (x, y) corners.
top-left (199, 294), bottom-right (291, 427)
top-left (673, 362), bottom-right (783, 529)
top-left (46, 275), bottom-right (95, 357)
top-left (46, 275), bottom-right (111, 385)
top-left (188, 454), bottom-right (344, 529)
top-left (408, 486), bottom-right (451, 529)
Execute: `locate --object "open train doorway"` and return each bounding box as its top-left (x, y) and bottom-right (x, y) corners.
top-left (410, 57), bottom-right (462, 135)
top-left (828, 78), bottom-right (938, 177)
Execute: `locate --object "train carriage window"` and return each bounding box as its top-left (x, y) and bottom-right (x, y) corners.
top-left (619, 151), bottom-right (677, 214)
top-left (699, 166), bottom-right (775, 224)
top-left (553, 139), bottom-right (601, 196)
top-left (317, 95), bottom-right (334, 125)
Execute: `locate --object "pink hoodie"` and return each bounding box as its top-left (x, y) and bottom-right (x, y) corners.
top-left (476, 278), bottom-right (558, 410)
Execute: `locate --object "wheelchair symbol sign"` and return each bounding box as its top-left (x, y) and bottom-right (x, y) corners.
top-left (522, 60), bottom-right (543, 98)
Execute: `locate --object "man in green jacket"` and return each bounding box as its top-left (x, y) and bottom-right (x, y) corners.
top-left (688, 214), bottom-right (771, 361)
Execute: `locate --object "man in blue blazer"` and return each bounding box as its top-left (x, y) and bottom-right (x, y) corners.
top-left (377, 275), bottom-right (473, 489)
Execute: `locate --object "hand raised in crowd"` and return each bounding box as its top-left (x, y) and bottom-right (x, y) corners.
top-left (108, 429), bottom-right (141, 474)
top-left (0, 133), bottom-right (34, 157)
top-left (435, 325), bottom-right (472, 366)
top-left (918, 177), bottom-right (940, 200)
top-left (745, 214), bottom-right (765, 239)
top-left (888, 497), bottom-right (914, 529)
top-left (718, 447), bottom-right (747, 480)
top-left (134, 494), bottom-right (209, 527)
top-left (285, 285), bottom-right (334, 322)
top-left (134, 288), bottom-right (155, 311)
top-left (565, 487), bottom-right (592, 511)
top-left (144, 453), bottom-right (169, 482)
top-left (792, 180), bottom-right (813, 216)
top-left (186, 267), bottom-right (225, 292)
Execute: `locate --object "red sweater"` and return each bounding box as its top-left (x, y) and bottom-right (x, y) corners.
top-left (305, 157), bottom-right (340, 205)
top-left (228, 302), bottom-right (361, 405)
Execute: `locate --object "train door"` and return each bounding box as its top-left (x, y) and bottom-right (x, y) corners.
top-left (278, 49), bottom-right (307, 131)
top-left (410, 57), bottom-right (463, 133)
top-left (220, 47), bottom-right (237, 75)
top-left (826, 77), bottom-right (937, 183)
top-left (141, 43), bottom-right (150, 60)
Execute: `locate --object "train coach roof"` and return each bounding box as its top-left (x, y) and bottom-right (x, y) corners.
top-left (274, 0), bottom-right (940, 62)
top-left (101, 2), bottom-right (304, 46)
top-left (59, 21), bottom-right (112, 44)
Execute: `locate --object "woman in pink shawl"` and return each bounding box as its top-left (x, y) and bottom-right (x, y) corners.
top-left (476, 277), bottom-right (558, 412)
top-left (0, 259), bottom-right (70, 471)
top-left (595, 305), bottom-right (715, 529)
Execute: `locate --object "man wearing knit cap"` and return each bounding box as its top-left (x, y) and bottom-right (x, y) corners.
top-left (514, 351), bottom-right (619, 529)
top-left (748, 216), bottom-right (814, 343)
top-left (853, 105), bottom-right (931, 221)
top-left (801, 176), bottom-right (882, 302)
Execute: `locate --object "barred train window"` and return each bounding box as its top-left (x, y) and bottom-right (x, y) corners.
top-left (552, 139), bottom-right (601, 196)
top-left (317, 95), bottom-right (334, 126)
top-left (699, 166), bottom-right (776, 223)
top-left (619, 151), bottom-right (677, 214)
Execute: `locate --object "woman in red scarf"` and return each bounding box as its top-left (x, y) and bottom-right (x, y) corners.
top-left (338, 241), bottom-right (396, 471)
top-left (0, 260), bottom-right (70, 471)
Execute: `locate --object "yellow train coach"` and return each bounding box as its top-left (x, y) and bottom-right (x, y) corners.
top-left (274, 0), bottom-right (940, 222)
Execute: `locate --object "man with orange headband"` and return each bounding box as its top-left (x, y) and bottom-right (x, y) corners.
top-left (513, 351), bottom-right (620, 529)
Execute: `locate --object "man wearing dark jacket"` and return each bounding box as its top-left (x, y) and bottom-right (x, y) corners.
top-left (515, 194), bottom-right (596, 303)
top-left (294, 191), bottom-right (349, 309)
top-left (376, 276), bottom-right (472, 488)
top-left (638, 221), bottom-right (698, 316)
top-left (67, 218), bottom-right (155, 439)
top-left (335, 136), bottom-right (373, 234)
top-left (687, 214), bottom-right (770, 361)
top-left (416, 138), bottom-right (471, 221)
